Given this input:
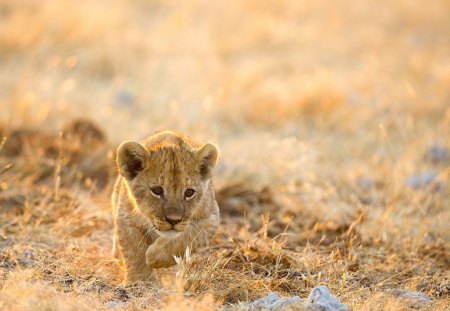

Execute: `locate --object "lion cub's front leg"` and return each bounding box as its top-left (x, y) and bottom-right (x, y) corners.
top-left (116, 223), bottom-right (157, 284)
top-left (146, 216), bottom-right (219, 269)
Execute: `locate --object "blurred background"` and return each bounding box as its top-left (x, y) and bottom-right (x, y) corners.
top-left (1, 0), bottom-right (449, 186)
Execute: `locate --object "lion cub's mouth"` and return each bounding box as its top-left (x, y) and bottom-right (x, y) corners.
top-left (156, 229), bottom-right (182, 239)
top-left (152, 219), bottom-right (189, 238)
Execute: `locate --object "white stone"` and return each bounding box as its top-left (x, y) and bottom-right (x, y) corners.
top-left (252, 292), bottom-right (304, 310)
top-left (305, 286), bottom-right (350, 311)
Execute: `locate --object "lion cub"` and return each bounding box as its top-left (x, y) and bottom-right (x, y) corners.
top-left (112, 131), bottom-right (220, 283)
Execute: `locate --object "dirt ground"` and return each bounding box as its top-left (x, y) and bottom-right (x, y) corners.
top-left (0, 0), bottom-right (449, 310)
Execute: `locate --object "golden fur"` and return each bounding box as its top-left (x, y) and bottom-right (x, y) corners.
top-left (112, 131), bottom-right (220, 283)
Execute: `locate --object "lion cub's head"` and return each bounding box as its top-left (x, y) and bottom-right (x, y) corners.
top-left (116, 132), bottom-right (219, 238)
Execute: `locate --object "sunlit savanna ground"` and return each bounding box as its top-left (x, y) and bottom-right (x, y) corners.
top-left (0, 0), bottom-right (449, 310)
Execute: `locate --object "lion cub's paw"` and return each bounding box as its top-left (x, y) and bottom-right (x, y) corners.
top-left (145, 241), bottom-right (174, 269)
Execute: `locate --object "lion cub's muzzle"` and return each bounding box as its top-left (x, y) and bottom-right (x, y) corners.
top-left (165, 216), bottom-right (189, 232)
top-left (152, 216), bottom-right (189, 236)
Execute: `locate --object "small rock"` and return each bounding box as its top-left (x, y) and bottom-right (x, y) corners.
top-left (106, 300), bottom-right (126, 309)
top-left (305, 286), bottom-right (350, 311)
top-left (405, 171), bottom-right (443, 191)
top-left (354, 176), bottom-right (375, 205)
top-left (115, 90), bottom-right (135, 106)
top-left (424, 145), bottom-right (449, 164)
top-left (252, 292), bottom-right (304, 310)
top-left (17, 249), bottom-right (35, 267)
top-left (392, 289), bottom-right (432, 309)
top-left (400, 292), bottom-right (432, 302)
top-left (354, 177), bottom-right (374, 191)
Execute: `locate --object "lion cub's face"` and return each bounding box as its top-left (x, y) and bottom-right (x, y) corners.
top-left (116, 139), bottom-right (218, 238)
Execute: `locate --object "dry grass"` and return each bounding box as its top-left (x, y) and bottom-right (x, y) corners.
top-left (0, 0), bottom-right (449, 310)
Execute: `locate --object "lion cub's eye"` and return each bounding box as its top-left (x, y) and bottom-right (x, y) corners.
top-left (184, 188), bottom-right (196, 200)
top-left (150, 186), bottom-right (164, 198)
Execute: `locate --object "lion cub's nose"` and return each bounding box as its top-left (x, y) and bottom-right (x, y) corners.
top-left (165, 216), bottom-right (182, 226)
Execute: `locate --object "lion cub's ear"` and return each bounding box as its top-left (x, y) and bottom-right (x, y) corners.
top-left (116, 141), bottom-right (149, 181)
top-left (196, 143), bottom-right (219, 179)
